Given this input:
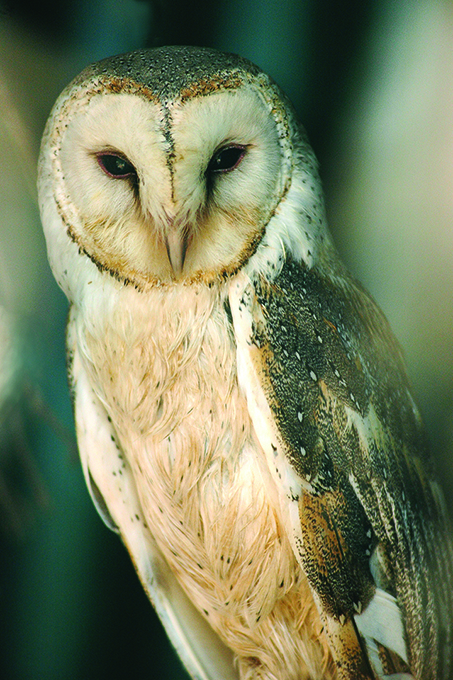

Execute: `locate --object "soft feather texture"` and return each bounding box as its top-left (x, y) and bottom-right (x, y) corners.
top-left (51, 83), bottom-right (286, 286)
top-left (38, 46), bottom-right (453, 680)
top-left (71, 281), bottom-right (335, 679)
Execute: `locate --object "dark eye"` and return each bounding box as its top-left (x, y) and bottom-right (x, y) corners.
top-left (97, 153), bottom-right (136, 178)
top-left (208, 145), bottom-right (246, 174)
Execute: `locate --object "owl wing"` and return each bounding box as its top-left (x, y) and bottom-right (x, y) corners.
top-left (229, 261), bottom-right (453, 680)
top-left (67, 308), bottom-right (238, 680)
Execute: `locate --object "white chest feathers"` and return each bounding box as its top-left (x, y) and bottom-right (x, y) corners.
top-left (74, 282), bottom-right (334, 679)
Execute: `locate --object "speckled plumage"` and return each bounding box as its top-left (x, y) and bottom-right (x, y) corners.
top-left (38, 46), bottom-right (453, 679)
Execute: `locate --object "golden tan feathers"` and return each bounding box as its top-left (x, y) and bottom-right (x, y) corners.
top-left (74, 281), bottom-right (334, 679)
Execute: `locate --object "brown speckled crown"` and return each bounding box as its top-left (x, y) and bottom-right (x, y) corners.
top-left (73, 46), bottom-right (267, 104)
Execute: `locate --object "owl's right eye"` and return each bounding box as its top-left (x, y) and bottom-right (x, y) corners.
top-left (97, 153), bottom-right (136, 178)
top-left (208, 144), bottom-right (247, 174)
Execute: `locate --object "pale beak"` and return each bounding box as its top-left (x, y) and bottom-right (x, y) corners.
top-left (164, 228), bottom-right (188, 276)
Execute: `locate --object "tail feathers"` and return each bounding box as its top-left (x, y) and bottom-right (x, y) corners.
top-left (355, 588), bottom-right (411, 678)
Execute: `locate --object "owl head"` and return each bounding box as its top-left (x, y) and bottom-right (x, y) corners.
top-left (38, 46), bottom-right (328, 296)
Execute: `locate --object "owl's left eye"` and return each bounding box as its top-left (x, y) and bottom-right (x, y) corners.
top-left (97, 153), bottom-right (136, 178)
top-left (208, 144), bottom-right (247, 174)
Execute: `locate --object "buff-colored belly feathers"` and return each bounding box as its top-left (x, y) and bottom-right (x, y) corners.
top-left (78, 283), bottom-right (334, 679)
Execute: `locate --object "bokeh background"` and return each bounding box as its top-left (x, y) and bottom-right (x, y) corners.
top-left (1, 1), bottom-right (453, 678)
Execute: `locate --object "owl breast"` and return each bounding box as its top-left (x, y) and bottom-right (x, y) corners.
top-left (76, 281), bottom-right (334, 680)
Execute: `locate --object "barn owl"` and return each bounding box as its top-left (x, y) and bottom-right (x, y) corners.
top-left (37, 46), bottom-right (453, 680)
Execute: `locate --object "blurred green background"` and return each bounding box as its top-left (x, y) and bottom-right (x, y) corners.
top-left (1, 1), bottom-right (453, 678)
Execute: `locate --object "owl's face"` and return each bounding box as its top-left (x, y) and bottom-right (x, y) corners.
top-left (43, 47), bottom-right (300, 288)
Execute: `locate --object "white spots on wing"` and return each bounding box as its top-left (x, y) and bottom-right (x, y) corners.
top-left (295, 351), bottom-right (301, 361)
top-left (334, 368), bottom-right (341, 378)
top-left (297, 411), bottom-right (303, 422)
top-left (299, 287), bottom-right (308, 301)
top-left (317, 335), bottom-right (323, 344)
top-left (300, 446), bottom-right (307, 456)
top-left (353, 601), bottom-right (362, 614)
top-left (309, 369), bottom-right (317, 382)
